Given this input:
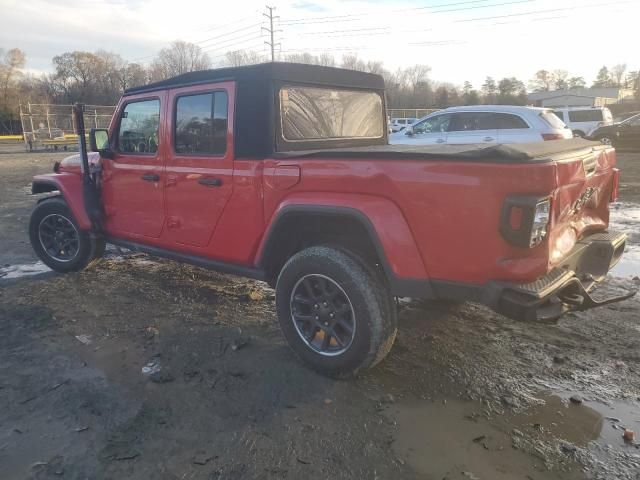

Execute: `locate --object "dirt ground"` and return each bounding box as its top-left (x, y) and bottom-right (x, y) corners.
top-left (1, 144), bottom-right (640, 480)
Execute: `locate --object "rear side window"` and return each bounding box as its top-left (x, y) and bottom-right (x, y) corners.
top-left (280, 86), bottom-right (384, 141)
top-left (541, 111), bottom-right (566, 129)
top-left (118, 99), bottom-right (160, 154)
top-left (175, 91), bottom-right (228, 155)
top-left (568, 110), bottom-right (603, 122)
top-left (449, 112), bottom-right (498, 131)
top-left (496, 113), bottom-right (529, 129)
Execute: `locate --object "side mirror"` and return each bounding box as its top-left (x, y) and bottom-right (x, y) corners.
top-left (405, 126), bottom-right (414, 136)
top-left (89, 128), bottom-right (113, 157)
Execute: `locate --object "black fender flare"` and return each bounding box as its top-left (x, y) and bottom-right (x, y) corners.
top-left (257, 205), bottom-right (434, 299)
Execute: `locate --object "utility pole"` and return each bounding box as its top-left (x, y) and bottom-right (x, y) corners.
top-left (262, 5), bottom-right (280, 62)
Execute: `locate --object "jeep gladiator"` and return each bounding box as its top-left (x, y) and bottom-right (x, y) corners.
top-left (29, 63), bottom-right (634, 376)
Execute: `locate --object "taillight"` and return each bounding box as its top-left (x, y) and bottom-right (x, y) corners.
top-left (542, 133), bottom-right (564, 141)
top-left (500, 195), bottom-right (552, 248)
top-left (611, 168), bottom-right (620, 202)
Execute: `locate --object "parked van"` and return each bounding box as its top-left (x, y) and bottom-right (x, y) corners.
top-left (552, 107), bottom-right (613, 137)
top-left (389, 117), bottom-right (418, 133)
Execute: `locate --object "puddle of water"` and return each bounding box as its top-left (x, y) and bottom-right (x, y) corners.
top-left (552, 393), bottom-right (640, 449)
top-left (387, 393), bottom-right (640, 479)
top-left (387, 398), bottom-right (583, 480)
top-left (0, 261), bottom-right (51, 280)
top-left (508, 395), bottom-right (603, 446)
top-left (609, 202), bottom-right (640, 278)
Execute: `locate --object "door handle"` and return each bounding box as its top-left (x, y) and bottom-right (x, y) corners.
top-left (435, 138), bottom-right (446, 144)
top-left (198, 177), bottom-right (223, 187)
top-left (141, 173), bottom-right (160, 182)
top-left (483, 137), bottom-right (494, 142)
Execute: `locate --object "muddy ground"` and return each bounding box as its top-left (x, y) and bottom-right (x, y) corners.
top-left (1, 144), bottom-right (640, 480)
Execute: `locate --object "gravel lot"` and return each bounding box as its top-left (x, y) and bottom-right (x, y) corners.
top-left (1, 144), bottom-right (639, 480)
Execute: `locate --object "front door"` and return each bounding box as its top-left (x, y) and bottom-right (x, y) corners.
top-left (102, 95), bottom-right (166, 238)
top-left (164, 84), bottom-right (234, 247)
top-left (399, 113), bottom-right (450, 145)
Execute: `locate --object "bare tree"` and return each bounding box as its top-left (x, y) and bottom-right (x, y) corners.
top-left (340, 54), bottom-right (366, 72)
top-left (553, 69), bottom-right (569, 90)
top-left (222, 49), bottom-right (266, 67)
top-left (611, 63), bottom-right (627, 88)
top-left (530, 70), bottom-right (553, 92)
top-left (0, 48), bottom-right (26, 111)
top-left (568, 76), bottom-right (586, 89)
top-left (150, 41), bottom-right (211, 81)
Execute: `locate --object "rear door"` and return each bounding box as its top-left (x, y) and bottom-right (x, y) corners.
top-left (102, 95), bottom-right (166, 238)
top-left (396, 113), bottom-right (450, 145)
top-left (446, 112), bottom-right (498, 144)
top-left (496, 112), bottom-right (536, 143)
top-left (164, 83), bottom-right (234, 247)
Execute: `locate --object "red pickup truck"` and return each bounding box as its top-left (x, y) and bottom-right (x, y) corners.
top-left (29, 63), bottom-right (634, 377)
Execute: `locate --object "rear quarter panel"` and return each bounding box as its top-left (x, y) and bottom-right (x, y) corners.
top-left (260, 146), bottom-right (616, 286)
top-left (261, 157), bottom-right (559, 285)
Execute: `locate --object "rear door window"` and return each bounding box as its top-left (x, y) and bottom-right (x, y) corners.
top-left (279, 86), bottom-right (384, 140)
top-left (449, 112), bottom-right (498, 131)
top-left (496, 113), bottom-right (529, 129)
top-left (174, 91), bottom-right (228, 155)
top-left (568, 110), bottom-right (603, 122)
top-left (118, 99), bottom-right (160, 154)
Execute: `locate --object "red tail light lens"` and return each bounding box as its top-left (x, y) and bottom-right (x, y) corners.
top-left (611, 168), bottom-right (620, 202)
top-left (542, 133), bottom-right (564, 141)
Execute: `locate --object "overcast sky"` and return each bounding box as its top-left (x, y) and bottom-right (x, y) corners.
top-left (2, 0), bottom-right (638, 88)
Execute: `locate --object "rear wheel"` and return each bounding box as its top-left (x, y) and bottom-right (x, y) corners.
top-left (275, 246), bottom-right (397, 378)
top-left (29, 197), bottom-right (104, 272)
top-left (572, 130), bottom-right (585, 138)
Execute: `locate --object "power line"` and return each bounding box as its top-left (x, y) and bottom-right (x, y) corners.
top-left (280, 0), bottom-right (533, 25)
top-left (456, 0), bottom-right (633, 21)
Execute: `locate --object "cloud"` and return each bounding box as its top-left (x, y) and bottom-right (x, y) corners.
top-left (1, 0), bottom-right (638, 86)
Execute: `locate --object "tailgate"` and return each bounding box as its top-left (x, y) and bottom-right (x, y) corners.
top-left (547, 144), bottom-right (618, 267)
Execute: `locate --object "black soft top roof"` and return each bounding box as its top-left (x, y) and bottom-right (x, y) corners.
top-left (124, 62), bottom-right (386, 157)
top-left (124, 62), bottom-right (385, 95)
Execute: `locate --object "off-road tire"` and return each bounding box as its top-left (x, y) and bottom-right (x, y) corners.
top-left (275, 245), bottom-right (397, 378)
top-left (29, 197), bottom-right (104, 273)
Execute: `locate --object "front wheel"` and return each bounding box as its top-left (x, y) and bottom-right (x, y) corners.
top-left (29, 197), bottom-right (104, 273)
top-left (275, 246), bottom-right (397, 378)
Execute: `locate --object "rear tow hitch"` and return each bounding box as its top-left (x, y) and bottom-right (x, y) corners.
top-left (534, 278), bottom-right (638, 323)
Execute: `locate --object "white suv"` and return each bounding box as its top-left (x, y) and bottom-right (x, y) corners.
top-left (552, 107), bottom-right (613, 137)
top-left (389, 105), bottom-right (571, 145)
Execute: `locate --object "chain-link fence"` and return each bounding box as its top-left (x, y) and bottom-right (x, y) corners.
top-left (19, 103), bottom-right (115, 151)
top-left (387, 108), bottom-right (439, 120)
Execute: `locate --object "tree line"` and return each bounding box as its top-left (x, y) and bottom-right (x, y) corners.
top-left (1, 41), bottom-right (639, 133)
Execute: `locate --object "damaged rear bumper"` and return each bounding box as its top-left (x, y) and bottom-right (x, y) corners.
top-left (487, 231), bottom-right (636, 322)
